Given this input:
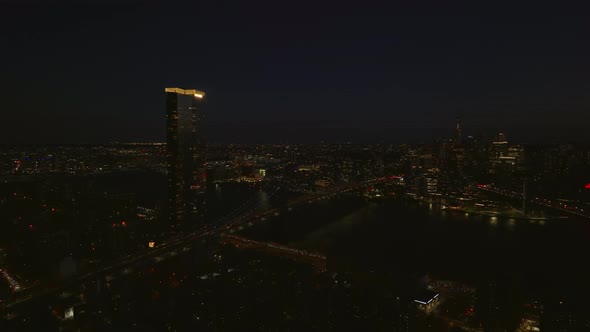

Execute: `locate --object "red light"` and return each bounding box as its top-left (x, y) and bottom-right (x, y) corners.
top-left (121, 221), bottom-right (127, 227)
top-left (28, 224), bottom-right (34, 230)
top-left (585, 183), bottom-right (590, 189)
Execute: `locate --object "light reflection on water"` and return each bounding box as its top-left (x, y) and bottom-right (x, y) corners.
top-left (294, 205), bottom-right (369, 251)
top-left (242, 192), bottom-right (590, 295)
top-left (276, 196), bottom-right (558, 252)
top-left (489, 216), bottom-right (498, 226)
top-left (507, 218), bottom-right (516, 230)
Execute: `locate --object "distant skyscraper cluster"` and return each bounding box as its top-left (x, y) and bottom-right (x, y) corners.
top-left (165, 87), bottom-right (206, 229)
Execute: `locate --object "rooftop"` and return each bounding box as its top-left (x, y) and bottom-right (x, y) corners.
top-left (165, 87), bottom-right (205, 98)
top-left (414, 289), bottom-right (439, 305)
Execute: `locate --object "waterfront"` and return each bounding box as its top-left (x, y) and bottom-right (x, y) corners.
top-left (245, 194), bottom-right (590, 300)
top-left (4, 178), bottom-right (590, 330)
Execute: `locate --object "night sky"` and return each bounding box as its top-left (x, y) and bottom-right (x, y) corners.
top-left (1, 1), bottom-right (589, 144)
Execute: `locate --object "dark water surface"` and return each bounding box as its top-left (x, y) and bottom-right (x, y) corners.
top-left (246, 195), bottom-right (590, 299)
top-left (92, 172), bottom-right (590, 300)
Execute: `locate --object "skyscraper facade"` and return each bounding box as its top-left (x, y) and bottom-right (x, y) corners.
top-left (165, 87), bottom-right (206, 229)
top-left (454, 115), bottom-right (462, 145)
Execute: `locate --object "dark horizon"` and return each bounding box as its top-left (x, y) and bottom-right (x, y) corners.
top-left (4, 2), bottom-right (590, 331)
top-left (1, 125), bottom-right (589, 145)
top-left (1, 1), bottom-right (589, 144)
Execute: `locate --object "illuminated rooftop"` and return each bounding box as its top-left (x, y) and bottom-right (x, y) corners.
top-left (414, 290), bottom-right (439, 305)
top-left (165, 87), bottom-right (205, 98)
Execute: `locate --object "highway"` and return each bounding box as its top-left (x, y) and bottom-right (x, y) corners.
top-left (0, 177), bottom-right (388, 312)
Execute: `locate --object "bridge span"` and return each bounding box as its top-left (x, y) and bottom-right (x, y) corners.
top-left (222, 235), bottom-right (327, 272)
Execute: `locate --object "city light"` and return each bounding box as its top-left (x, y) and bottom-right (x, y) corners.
top-left (64, 307), bottom-right (74, 320)
top-left (4, 5), bottom-right (590, 331)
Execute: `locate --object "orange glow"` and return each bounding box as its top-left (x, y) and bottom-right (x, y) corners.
top-left (165, 87), bottom-right (205, 97)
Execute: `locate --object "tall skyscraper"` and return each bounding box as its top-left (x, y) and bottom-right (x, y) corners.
top-left (165, 87), bottom-right (206, 229)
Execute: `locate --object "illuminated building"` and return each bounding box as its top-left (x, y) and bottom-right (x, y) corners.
top-left (425, 172), bottom-right (439, 196)
top-left (488, 132), bottom-right (525, 173)
top-left (414, 171), bottom-right (439, 198)
top-left (413, 290), bottom-right (440, 313)
top-left (166, 87), bottom-right (206, 229)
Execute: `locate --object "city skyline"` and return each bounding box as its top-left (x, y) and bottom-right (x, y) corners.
top-left (2, 3), bottom-right (590, 330)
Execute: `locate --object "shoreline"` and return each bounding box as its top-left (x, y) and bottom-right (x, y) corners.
top-left (404, 195), bottom-right (562, 220)
top-left (441, 206), bottom-right (555, 220)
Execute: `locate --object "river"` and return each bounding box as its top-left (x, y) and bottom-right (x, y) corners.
top-left (94, 172), bottom-right (590, 301)
top-left (244, 194), bottom-right (590, 301)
